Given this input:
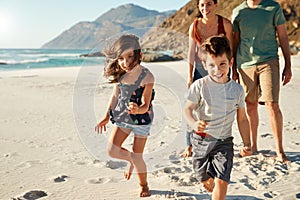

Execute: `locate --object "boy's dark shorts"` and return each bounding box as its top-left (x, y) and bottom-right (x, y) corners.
top-left (191, 133), bottom-right (234, 183)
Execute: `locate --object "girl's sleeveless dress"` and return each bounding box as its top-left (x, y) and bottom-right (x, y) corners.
top-left (110, 68), bottom-right (155, 125)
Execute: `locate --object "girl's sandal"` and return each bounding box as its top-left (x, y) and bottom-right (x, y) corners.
top-left (139, 183), bottom-right (150, 197)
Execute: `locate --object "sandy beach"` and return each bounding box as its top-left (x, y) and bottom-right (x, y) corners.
top-left (1, 55), bottom-right (300, 200)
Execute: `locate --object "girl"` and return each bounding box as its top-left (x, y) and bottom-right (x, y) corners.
top-left (182, 0), bottom-right (233, 157)
top-left (95, 34), bottom-right (154, 197)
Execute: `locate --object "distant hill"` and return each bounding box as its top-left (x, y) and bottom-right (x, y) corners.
top-left (142, 0), bottom-right (300, 57)
top-left (41, 4), bottom-right (175, 49)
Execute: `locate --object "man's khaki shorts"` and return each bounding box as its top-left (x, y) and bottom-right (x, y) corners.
top-left (238, 58), bottom-right (280, 104)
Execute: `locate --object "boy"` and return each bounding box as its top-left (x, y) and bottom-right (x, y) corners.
top-left (184, 35), bottom-right (251, 199)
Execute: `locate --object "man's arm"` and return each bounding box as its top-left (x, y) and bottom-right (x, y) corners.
top-left (277, 24), bottom-right (292, 86)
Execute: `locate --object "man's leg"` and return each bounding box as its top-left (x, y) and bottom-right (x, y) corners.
top-left (265, 102), bottom-right (289, 162)
top-left (246, 101), bottom-right (259, 153)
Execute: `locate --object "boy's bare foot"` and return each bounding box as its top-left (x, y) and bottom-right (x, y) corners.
top-left (201, 177), bottom-right (214, 192)
top-left (181, 146), bottom-right (192, 158)
top-left (275, 152), bottom-right (290, 164)
top-left (239, 146), bottom-right (253, 157)
top-left (139, 183), bottom-right (150, 197)
top-left (124, 163), bottom-right (134, 180)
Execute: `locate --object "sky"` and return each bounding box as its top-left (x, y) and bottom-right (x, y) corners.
top-left (0, 0), bottom-right (190, 49)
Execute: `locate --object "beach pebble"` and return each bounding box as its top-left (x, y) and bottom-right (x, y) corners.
top-left (13, 190), bottom-right (47, 200)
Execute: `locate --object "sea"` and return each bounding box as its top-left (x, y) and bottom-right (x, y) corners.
top-left (0, 49), bottom-right (104, 71)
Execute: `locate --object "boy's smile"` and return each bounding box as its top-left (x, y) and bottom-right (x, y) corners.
top-left (204, 53), bottom-right (232, 83)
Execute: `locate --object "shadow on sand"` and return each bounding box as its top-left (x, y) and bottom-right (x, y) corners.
top-left (150, 190), bottom-right (263, 200)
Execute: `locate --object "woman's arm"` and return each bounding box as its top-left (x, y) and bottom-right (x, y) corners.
top-left (232, 31), bottom-right (240, 82)
top-left (188, 23), bottom-right (197, 88)
top-left (223, 18), bottom-right (233, 54)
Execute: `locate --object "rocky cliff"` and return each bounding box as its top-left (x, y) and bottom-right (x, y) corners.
top-left (141, 0), bottom-right (300, 57)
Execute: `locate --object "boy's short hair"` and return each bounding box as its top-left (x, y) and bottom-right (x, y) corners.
top-left (200, 35), bottom-right (232, 62)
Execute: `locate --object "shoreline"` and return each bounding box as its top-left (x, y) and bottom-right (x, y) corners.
top-left (0, 53), bottom-right (299, 75)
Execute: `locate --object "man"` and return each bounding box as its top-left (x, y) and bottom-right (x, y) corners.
top-left (232, 0), bottom-right (292, 162)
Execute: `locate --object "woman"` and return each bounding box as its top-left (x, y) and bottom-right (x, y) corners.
top-left (182, 0), bottom-right (233, 157)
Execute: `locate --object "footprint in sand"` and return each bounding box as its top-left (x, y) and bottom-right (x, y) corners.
top-left (17, 160), bottom-right (42, 169)
top-left (263, 191), bottom-right (279, 198)
top-left (153, 165), bottom-right (197, 187)
top-left (13, 190), bottom-right (47, 200)
top-left (53, 175), bottom-right (69, 183)
top-left (261, 133), bottom-right (273, 138)
top-left (86, 177), bottom-right (117, 184)
top-left (239, 175), bottom-right (256, 190)
top-left (105, 160), bottom-right (127, 169)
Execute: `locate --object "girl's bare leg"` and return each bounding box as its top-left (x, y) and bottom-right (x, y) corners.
top-left (132, 135), bottom-right (150, 197)
top-left (107, 127), bottom-right (133, 179)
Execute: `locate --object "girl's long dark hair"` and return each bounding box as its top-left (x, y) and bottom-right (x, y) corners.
top-left (102, 34), bottom-right (141, 83)
top-left (196, 0), bottom-right (218, 18)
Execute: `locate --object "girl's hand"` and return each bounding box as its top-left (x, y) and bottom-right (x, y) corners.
top-left (95, 115), bottom-right (109, 134)
top-left (127, 102), bottom-right (139, 114)
top-left (192, 119), bottom-right (207, 133)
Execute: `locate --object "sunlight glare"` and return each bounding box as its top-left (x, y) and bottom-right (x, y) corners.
top-left (0, 12), bottom-right (12, 36)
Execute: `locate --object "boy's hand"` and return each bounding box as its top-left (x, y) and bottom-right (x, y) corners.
top-left (192, 119), bottom-right (207, 133)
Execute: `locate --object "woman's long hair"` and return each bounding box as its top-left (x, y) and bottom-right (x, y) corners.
top-left (102, 34), bottom-right (142, 83)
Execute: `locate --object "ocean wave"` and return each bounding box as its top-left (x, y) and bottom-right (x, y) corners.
top-left (0, 49), bottom-right (103, 70)
top-left (18, 53), bottom-right (81, 58)
top-left (0, 58), bottom-right (50, 65)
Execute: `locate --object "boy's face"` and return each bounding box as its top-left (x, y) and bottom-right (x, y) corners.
top-left (204, 53), bottom-right (232, 84)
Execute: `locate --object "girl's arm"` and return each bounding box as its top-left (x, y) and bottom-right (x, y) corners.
top-left (95, 84), bottom-right (119, 133)
top-left (128, 72), bottom-right (154, 114)
top-left (188, 23), bottom-right (196, 88)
